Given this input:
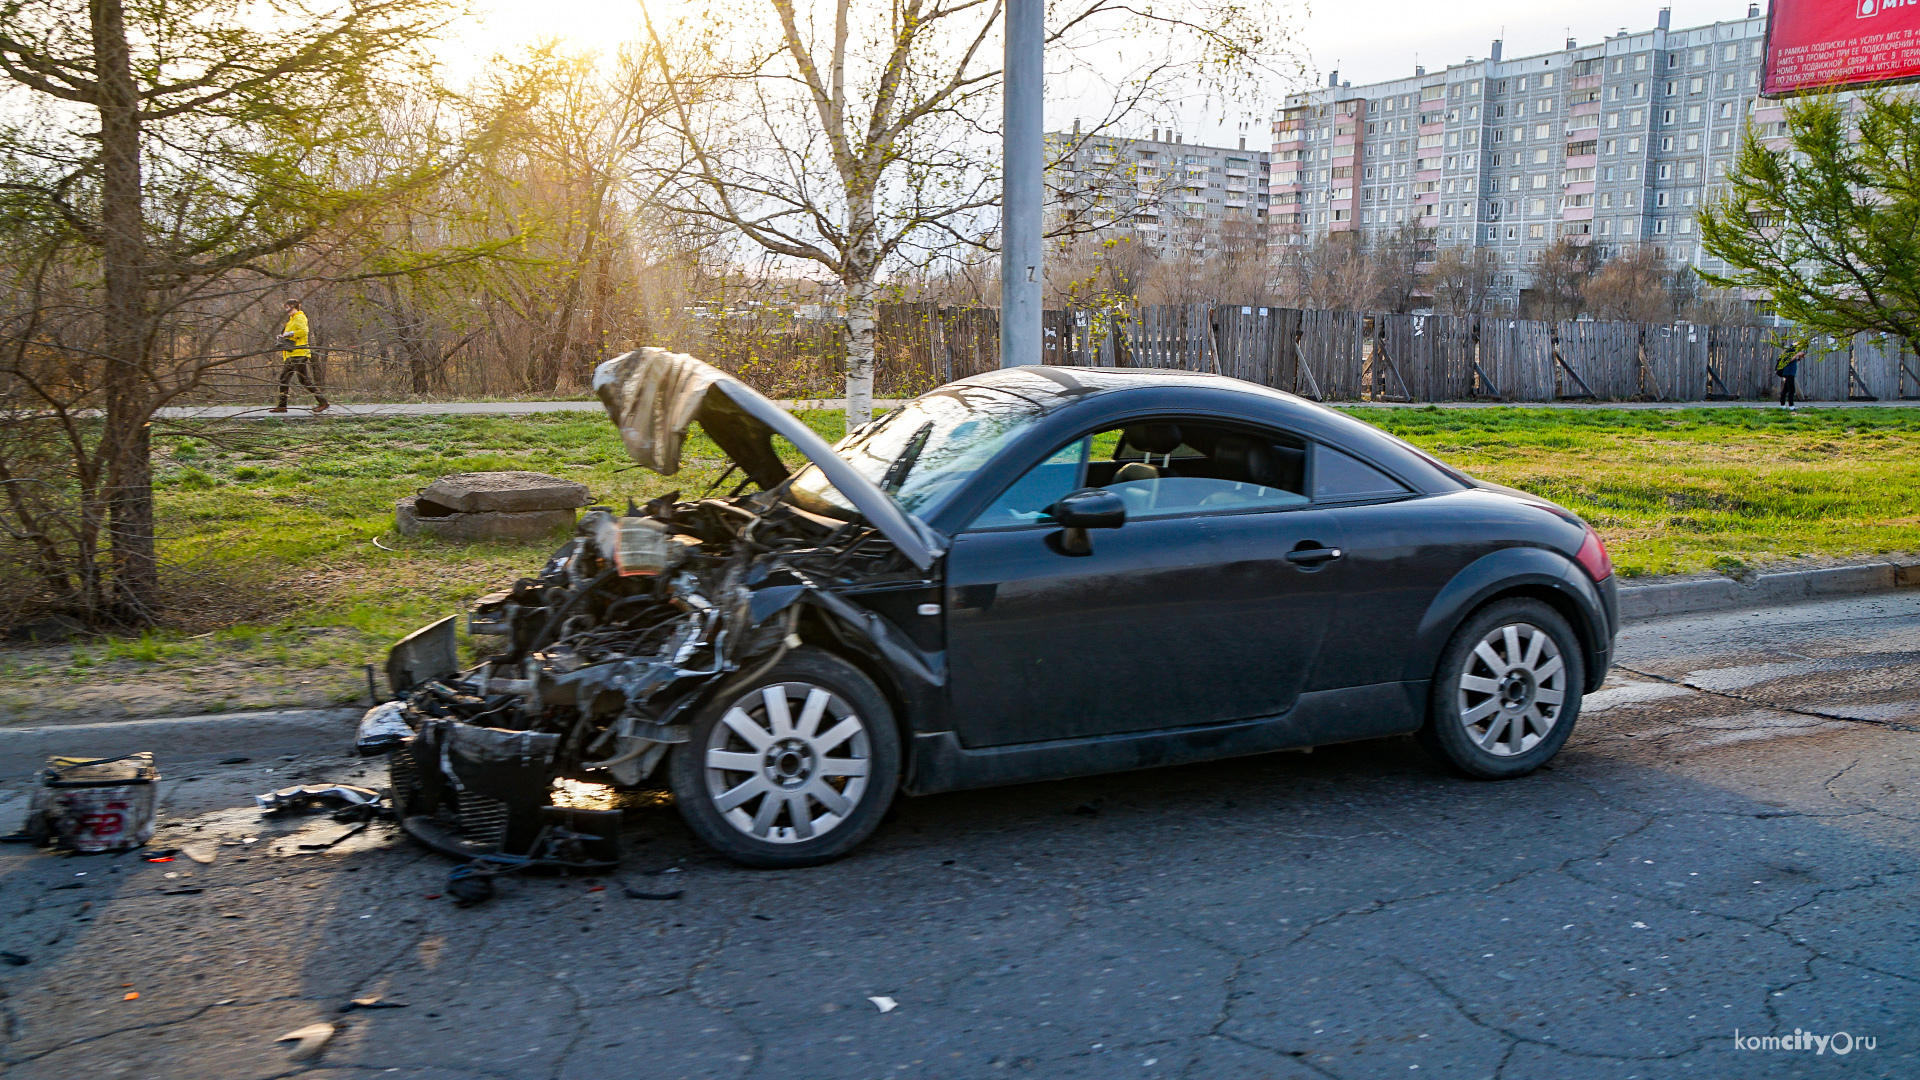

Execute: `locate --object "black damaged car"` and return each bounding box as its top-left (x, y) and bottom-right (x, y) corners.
top-left (369, 348), bottom-right (1618, 868)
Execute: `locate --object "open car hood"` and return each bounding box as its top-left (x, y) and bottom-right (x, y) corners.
top-left (592, 348), bottom-right (940, 569)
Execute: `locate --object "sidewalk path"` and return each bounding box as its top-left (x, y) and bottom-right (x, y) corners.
top-left (156, 396), bottom-right (1918, 420)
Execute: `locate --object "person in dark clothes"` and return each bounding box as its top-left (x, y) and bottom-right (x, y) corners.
top-left (269, 298), bottom-right (329, 413)
top-left (1776, 343), bottom-right (1803, 410)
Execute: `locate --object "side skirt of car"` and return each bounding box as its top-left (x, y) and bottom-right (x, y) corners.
top-left (901, 680), bottom-right (1426, 795)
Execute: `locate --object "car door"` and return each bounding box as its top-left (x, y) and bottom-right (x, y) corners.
top-left (1304, 442), bottom-right (1457, 692)
top-left (943, 420), bottom-right (1346, 748)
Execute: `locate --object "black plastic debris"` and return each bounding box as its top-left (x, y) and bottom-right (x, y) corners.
top-left (0, 952), bottom-right (28, 966)
top-left (623, 886), bottom-right (685, 901)
top-left (445, 864), bottom-right (495, 905)
top-left (218, 757), bottom-right (250, 765)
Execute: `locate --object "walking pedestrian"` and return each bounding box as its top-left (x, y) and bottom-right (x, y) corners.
top-left (1776, 342), bottom-right (1803, 411)
top-left (269, 298), bottom-right (329, 414)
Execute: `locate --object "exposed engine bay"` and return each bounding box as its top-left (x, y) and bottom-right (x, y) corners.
top-left (371, 348), bottom-right (942, 869)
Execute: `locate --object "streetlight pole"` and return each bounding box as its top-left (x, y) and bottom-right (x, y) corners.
top-left (1000, 0), bottom-right (1042, 367)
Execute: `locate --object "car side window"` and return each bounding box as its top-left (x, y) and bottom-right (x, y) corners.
top-left (968, 419), bottom-right (1322, 530)
top-left (970, 437), bottom-right (1090, 528)
top-left (1314, 446), bottom-right (1411, 503)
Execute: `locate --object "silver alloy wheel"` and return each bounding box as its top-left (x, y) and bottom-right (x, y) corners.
top-left (702, 682), bottom-right (872, 844)
top-left (1455, 621), bottom-right (1565, 757)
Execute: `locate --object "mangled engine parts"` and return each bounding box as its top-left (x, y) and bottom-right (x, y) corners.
top-left (396, 471), bottom-right (589, 542)
top-left (372, 348), bottom-right (936, 869)
top-left (19, 753), bottom-right (159, 852)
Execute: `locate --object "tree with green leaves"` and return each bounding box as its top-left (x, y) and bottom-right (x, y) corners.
top-left (0, 0), bottom-right (468, 620)
top-left (1698, 92), bottom-right (1920, 342)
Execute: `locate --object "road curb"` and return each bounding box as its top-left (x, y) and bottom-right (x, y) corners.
top-left (0, 707), bottom-right (363, 780)
top-left (1617, 560), bottom-right (1920, 622)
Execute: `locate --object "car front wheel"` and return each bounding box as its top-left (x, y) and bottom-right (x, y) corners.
top-left (1417, 598), bottom-right (1584, 779)
top-left (670, 647), bottom-right (899, 868)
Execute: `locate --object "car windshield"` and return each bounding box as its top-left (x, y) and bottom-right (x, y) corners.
top-left (786, 382), bottom-right (1059, 520)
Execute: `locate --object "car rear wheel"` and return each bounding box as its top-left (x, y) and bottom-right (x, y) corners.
top-left (1417, 598), bottom-right (1584, 779)
top-left (670, 648), bottom-right (899, 868)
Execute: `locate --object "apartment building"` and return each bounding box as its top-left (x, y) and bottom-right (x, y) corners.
top-left (1045, 128), bottom-right (1271, 259)
top-left (1272, 5), bottom-right (1788, 310)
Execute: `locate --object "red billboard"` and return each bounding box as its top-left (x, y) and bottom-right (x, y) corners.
top-left (1765, 0), bottom-right (1920, 96)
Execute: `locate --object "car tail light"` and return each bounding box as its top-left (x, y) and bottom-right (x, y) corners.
top-left (1574, 524), bottom-right (1613, 582)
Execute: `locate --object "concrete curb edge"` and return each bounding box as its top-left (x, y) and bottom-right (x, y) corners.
top-left (1617, 560), bottom-right (1920, 622)
top-left (0, 707), bottom-right (363, 780)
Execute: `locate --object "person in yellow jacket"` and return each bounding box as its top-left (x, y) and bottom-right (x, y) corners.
top-left (269, 297), bottom-right (329, 413)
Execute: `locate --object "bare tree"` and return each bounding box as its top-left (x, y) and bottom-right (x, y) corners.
top-left (1428, 246), bottom-right (1500, 315)
top-left (1583, 245), bottom-right (1672, 323)
top-left (1520, 239), bottom-right (1596, 323)
top-left (1368, 223), bottom-right (1429, 313)
top-left (641, 0), bottom-right (1293, 422)
top-left (1273, 233), bottom-right (1375, 310)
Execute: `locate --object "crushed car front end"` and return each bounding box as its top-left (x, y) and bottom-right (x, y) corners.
top-left (368, 348), bottom-right (941, 868)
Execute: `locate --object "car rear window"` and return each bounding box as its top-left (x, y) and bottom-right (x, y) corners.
top-left (1314, 446), bottom-right (1411, 503)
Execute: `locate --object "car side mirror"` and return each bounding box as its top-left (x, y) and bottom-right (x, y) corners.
top-left (1051, 488), bottom-right (1126, 530)
top-left (1047, 488), bottom-right (1125, 556)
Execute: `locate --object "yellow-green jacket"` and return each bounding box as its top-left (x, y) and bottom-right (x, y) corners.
top-left (281, 310), bottom-right (310, 360)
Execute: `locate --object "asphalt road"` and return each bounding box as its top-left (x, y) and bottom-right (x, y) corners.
top-left (2, 592), bottom-right (1916, 1079)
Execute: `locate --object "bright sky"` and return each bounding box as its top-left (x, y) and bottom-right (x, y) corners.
top-left (459, 0), bottom-right (1767, 147)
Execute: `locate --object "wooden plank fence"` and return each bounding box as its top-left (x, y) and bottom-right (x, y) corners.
top-left (799, 301), bottom-right (1920, 403)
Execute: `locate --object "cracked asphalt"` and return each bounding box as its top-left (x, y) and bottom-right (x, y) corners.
top-left (2, 592), bottom-right (1916, 1080)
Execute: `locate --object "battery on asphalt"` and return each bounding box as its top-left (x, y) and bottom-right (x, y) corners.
top-left (23, 753), bottom-right (159, 853)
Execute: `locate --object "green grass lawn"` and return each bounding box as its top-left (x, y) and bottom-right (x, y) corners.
top-left (1360, 406), bottom-right (1920, 579)
top-left (4, 405), bottom-right (1916, 722)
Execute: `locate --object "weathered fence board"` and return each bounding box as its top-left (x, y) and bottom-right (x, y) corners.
top-left (823, 302), bottom-right (1905, 403)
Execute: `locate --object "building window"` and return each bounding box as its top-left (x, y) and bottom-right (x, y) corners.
top-left (1655, 191), bottom-right (1670, 207)
top-left (1686, 106), bottom-right (1701, 124)
top-left (1683, 161), bottom-right (1698, 178)
top-left (1627, 139), bottom-right (1640, 154)
top-left (1535, 124), bottom-right (1551, 139)
top-left (1661, 108), bottom-right (1676, 124)
top-left (1528, 223), bottom-right (1545, 238)
top-left (1689, 77), bottom-right (1704, 94)
top-left (1660, 137), bottom-right (1673, 152)
top-left (1635, 55), bottom-right (1647, 71)
top-left (1653, 218), bottom-right (1668, 234)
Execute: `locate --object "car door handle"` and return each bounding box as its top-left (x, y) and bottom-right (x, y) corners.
top-left (1284, 546), bottom-right (1344, 565)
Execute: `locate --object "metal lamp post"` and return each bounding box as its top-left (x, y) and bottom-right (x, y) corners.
top-left (999, 0), bottom-right (1042, 367)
